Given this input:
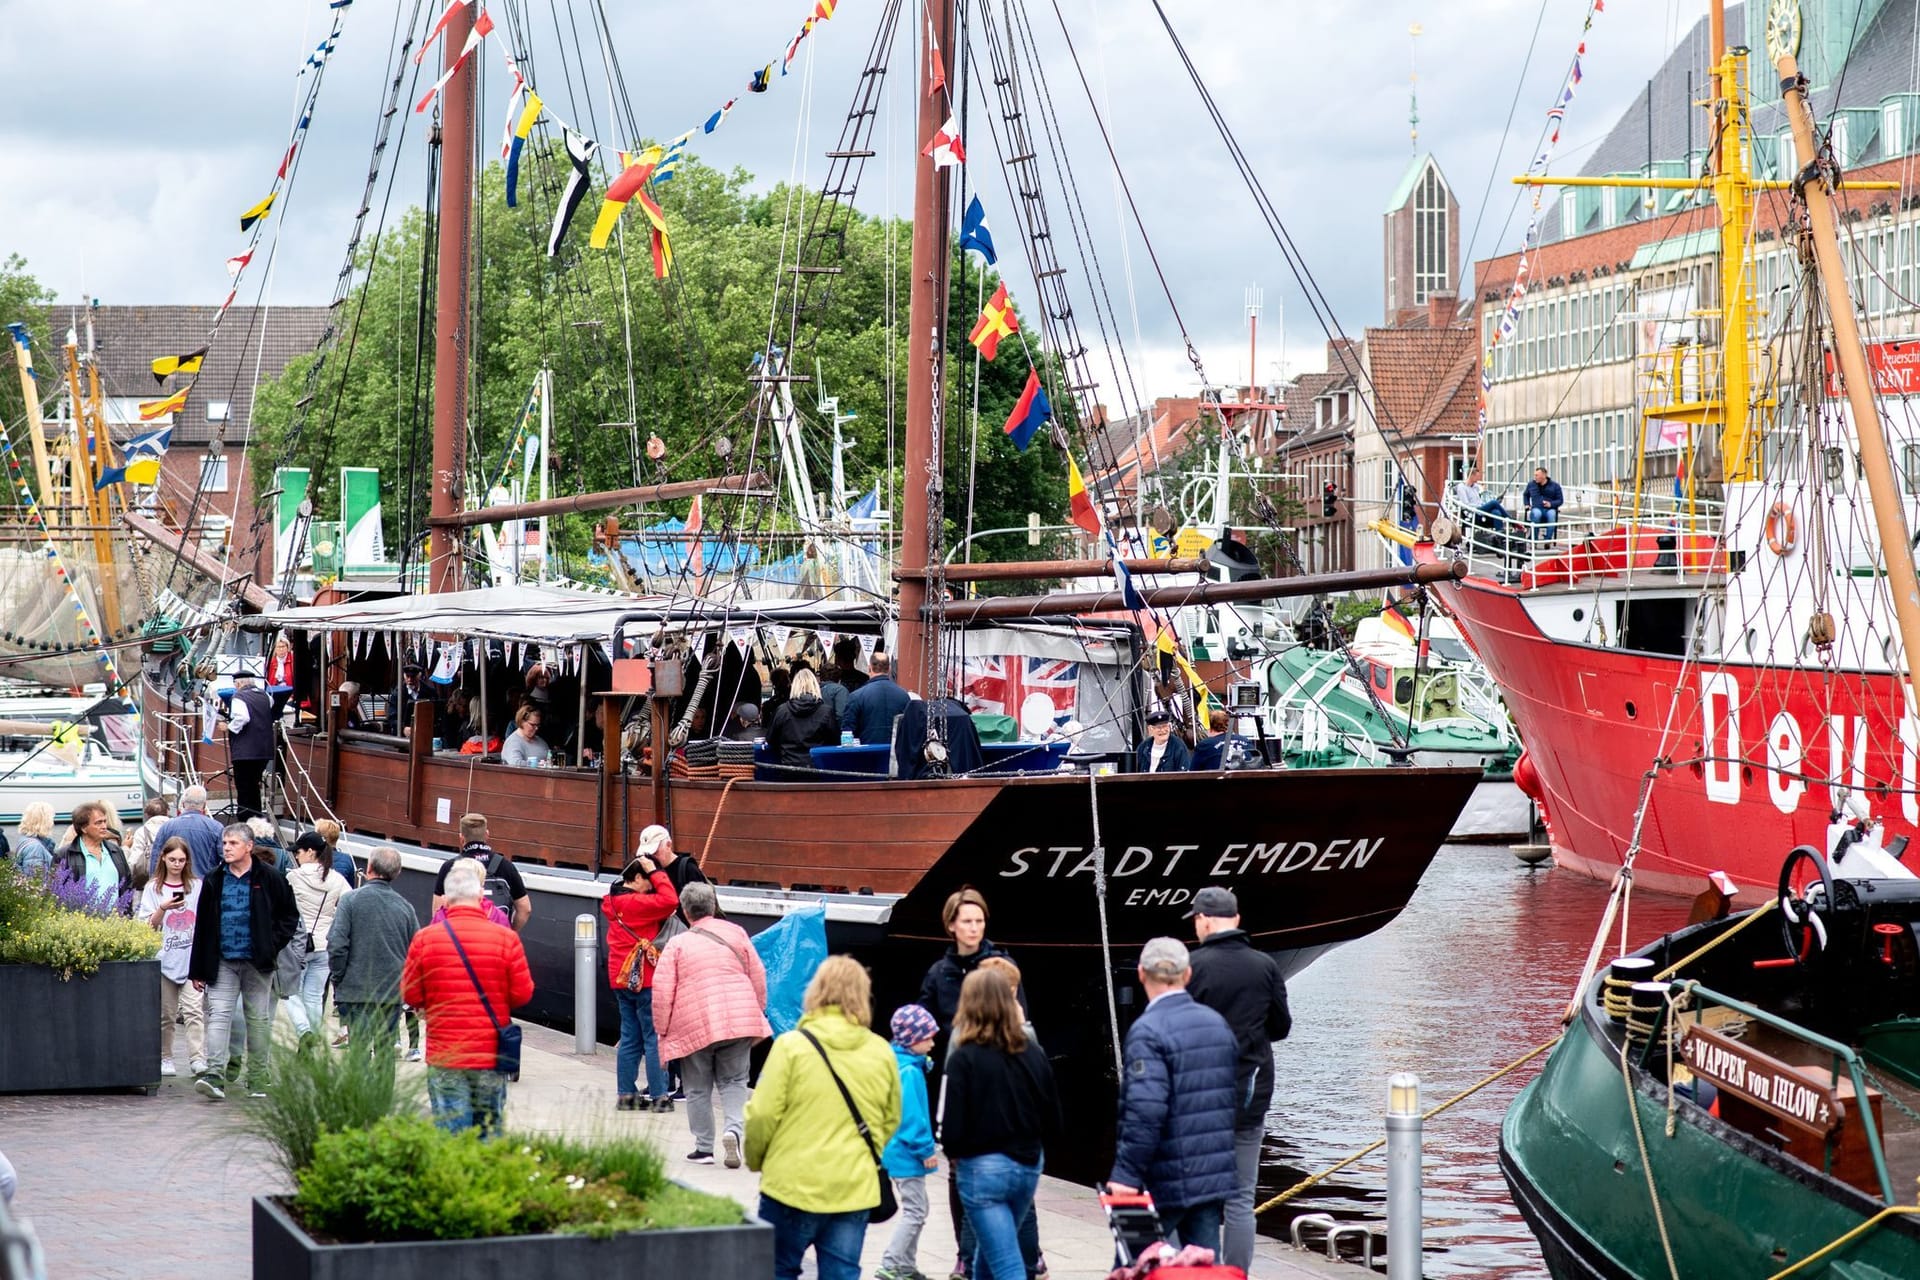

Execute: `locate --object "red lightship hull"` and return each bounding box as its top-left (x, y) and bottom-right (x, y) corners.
top-left (1430, 568), bottom-right (1914, 898)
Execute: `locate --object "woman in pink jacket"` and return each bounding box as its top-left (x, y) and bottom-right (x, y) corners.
top-left (653, 880), bottom-right (772, 1168)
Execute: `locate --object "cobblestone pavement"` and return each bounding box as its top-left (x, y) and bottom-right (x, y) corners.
top-left (2, 1020), bottom-right (1348, 1280)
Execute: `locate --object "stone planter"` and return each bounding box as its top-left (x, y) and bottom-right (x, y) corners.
top-left (0, 960), bottom-right (161, 1092)
top-left (252, 1194), bottom-right (775, 1279)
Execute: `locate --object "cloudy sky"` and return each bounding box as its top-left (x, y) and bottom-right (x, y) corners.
top-left (0, 0), bottom-right (1703, 401)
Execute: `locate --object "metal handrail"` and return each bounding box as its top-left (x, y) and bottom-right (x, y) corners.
top-left (1664, 980), bottom-right (1897, 1205)
top-left (1444, 484), bottom-right (1725, 585)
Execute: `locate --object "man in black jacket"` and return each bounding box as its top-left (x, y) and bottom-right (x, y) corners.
top-left (226, 673), bottom-right (277, 818)
top-left (1184, 886), bottom-right (1291, 1273)
top-left (188, 824), bottom-right (298, 1100)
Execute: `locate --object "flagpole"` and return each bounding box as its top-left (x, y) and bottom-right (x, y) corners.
top-left (964, 271), bottom-right (985, 566)
top-left (427, 0), bottom-right (475, 595)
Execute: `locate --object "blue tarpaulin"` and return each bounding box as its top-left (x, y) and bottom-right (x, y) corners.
top-left (750, 904), bottom-right (828, 1035)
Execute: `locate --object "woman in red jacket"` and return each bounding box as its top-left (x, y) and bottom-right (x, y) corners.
top-left (603, 850), bottom-right (680, 1112)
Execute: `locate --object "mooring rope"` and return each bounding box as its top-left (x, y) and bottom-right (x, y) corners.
top-left (1087, 769), bottom-right (1124, 1080)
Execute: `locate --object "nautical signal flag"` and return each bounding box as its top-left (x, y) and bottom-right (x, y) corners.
top-left (968, 281), bottom-right (1017, 360)
top-left (416, 0), bottom-right (471, 65)
top-left (504, 91), bottom-right (542, 207)
top-left (924, 114), bottom-right (965, 168)
top-left (240, 192), bottom-right (276, 232)
top-left (750, 63), bottom-right (775, 92)
top-left (1106, 531), bottom-right (1146, 611)
top-left (704, 99), bottom-right (736, 134)
top-left (95, 427), bottom-right (172, 490)
top-left (1067, 456), bottom-right (1100, 535)
top-left (959, 195), bottom-right (996, 264)
top-left (1155, 627), bottom-right (1212, 721)
top-left (548, 129), bottom-right (597, 257)
top-left (415, 8), bottom-right (493, 114)
top-left (1002, 367), bottom-right (1050, 452)
top-left (138, 387), bottom-right (190, 422)
top-left (149, 347), bottom-right (207, 384)
top-left (812, 0), bottom-right (836, 18)
top-left (226, 250), bottom-right (253, 277)
top-left (654, 131), bottom-right (693, 185)
top-left (926, 12), bottom-right (947, 98)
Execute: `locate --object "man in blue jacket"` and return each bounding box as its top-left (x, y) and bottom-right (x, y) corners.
top-left (1107, 936), bottom-right (1239, 1255)
top-left (1134, 708), bottom-right (1192, 773)
top-left (841, 652), bottom-right (910, 744)
top-left (1521, 465), bottom-right (1563, 547)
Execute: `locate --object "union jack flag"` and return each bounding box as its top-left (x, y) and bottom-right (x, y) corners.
top-left (958, 655), bottom-right (1079, 725)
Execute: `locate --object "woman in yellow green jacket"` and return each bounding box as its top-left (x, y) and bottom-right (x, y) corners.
top-left (745, 955), bottom-right (902, 1280)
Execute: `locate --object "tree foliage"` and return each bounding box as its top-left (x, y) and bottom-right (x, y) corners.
top-left (0, 255), bottom-right (56, 433)
top-left (252, 147), bottom-right (1067, 567)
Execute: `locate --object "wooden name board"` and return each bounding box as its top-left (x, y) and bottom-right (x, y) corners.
top-left (1680, 1025), bottom-right (1844, 1137)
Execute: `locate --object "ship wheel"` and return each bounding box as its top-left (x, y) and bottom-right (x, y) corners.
top-left (1777, 845), bottom-right (1835, 966)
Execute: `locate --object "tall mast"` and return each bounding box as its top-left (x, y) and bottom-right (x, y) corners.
top-left (896, 0), bottom-right (956, 697)
top-left (1780, 58), bottom-right (1920, 697)
top-left (1707, 0), bottom-right (1759, 482)
top-left (427, 3), bottom-right (476, 595)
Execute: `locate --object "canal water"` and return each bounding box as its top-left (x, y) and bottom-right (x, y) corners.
top-left (1260, 842), bottom-right (1697, 1277)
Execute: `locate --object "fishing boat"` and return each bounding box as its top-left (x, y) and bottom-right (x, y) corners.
top-left (1419, 2), bottom-right (1920, 897)
top-left (1500, 35), bottom-right (1920, 1279)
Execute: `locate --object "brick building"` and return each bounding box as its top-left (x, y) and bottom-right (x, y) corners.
top-left (1384, 153), bottom-right (1461, 324)
top-left (1275, 342), bottom-right (1359, 574)
top-left (44, 304), bottom-right (330, 587)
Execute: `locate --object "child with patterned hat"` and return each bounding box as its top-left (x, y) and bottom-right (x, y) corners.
top-left (876, 1004), bottom-right (940, 1280)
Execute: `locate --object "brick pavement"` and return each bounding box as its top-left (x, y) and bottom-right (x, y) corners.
top-left (0, 1020), bottom-right (1353, 1280)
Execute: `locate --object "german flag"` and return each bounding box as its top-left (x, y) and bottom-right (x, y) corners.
top-left (150, 346), bottom-right (207, 384)
top-left (138, 387), bottom-right (190, 421)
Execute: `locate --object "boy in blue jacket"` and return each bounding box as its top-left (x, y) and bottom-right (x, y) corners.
top-left (878, 1004), bottom-right (940, 1280)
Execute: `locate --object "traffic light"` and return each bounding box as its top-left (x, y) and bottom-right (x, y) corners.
top-left (1399, 487), bottom-right (1417, 527)
top-left (1321, 482), bottom-right (1337, 518)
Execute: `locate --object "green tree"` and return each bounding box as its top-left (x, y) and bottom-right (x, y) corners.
top-left (0, 256), bottom-right (55, 435)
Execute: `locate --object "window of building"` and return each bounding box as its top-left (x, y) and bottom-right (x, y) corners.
top-left (1414, 164), bottom-right (1450, 303)
top-left (206, 400), bottom-right (232, 423)
top-left (199, 456), bottom-right (230, 493)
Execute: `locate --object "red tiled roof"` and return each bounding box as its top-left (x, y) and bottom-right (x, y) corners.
top-left (1102, 395), bottom-right (1203, 490)
top-left (1362, 325), bottom-right (1479, 438)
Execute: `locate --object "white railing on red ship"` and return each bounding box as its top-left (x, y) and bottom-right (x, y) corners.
top-left (1442, 484), bottom-right (1724, 586)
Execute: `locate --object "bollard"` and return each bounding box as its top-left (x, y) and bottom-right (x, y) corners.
top-left (1385, 1072), bottom-right (1422, 1279)
top-left (574, 914), bottom-right (599, 1054)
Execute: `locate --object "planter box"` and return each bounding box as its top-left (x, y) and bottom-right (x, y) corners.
top-left (253, 1194), bottom-right (775, 1280)
top-left (0, 960), bottom-right (161, 1092)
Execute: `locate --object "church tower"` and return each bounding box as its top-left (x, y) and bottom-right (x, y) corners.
top-left (1382, 154), bottom-right (1459, 325)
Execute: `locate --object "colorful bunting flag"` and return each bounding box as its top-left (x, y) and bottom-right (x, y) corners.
top-left (638, 189), bottom-right (673, 278)
top-left (813, 0), bottom-right (836, 18)
top-left (150, 347), bottom-right (208, 384)
top-left (1002, 367), bottom-right (1050, 451)
top-left (499, 59), bottom-right (526, 160)
top-left (226, 250), bottom-right (253, 277)
top-left (549, 130), bottom-right (597, 257)
top-left (138, 387), bottom-right (190, 422)
top-left (923, 114), bottom-right (965, 168)
top-left (95, 427), bottom-right (172, 490)
top-left (1106, 531), bottom-right (1145, 611)
top-left (927, 12), bottom-right (947, 98)
top-left (239, 192), bottom-right (276, 232)
top-left (415, 0), bottom-right (471, 65)
top-left (1067, 456), bottom-right (1100, 535)
top-left (504, 90), bottom-right (542, 207)
top-left (654, 131), bottom-right (693, 184)
top-left (704, 99), bottom-right (736, 134)
top-left (750, 62), bottom-right (775, 92)
top-left (968, 281), bottom-right (1017, 360)
top-left (415, 8), bottom-right (492, 114)
top-left (959, 195), bottom-right (996, 264)
top-left (588, 150), bottom-right (660, 249)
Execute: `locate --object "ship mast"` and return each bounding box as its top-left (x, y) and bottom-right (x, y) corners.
top-left (1779, 58), bottom-right (1920, 698)
top-left (427, 2), bottom-right (475, 595)
top-left (895, 0), bottom-right (956, 697)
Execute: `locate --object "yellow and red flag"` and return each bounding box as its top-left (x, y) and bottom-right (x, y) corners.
top-left (968, 281), bottom-right (1018, 360)
top-left (588, 147), bottom-right (662, 250)
top-left (1067, 456), bottom-right (1100, 536)
top-left (138, 387), bottom-right (190, 421)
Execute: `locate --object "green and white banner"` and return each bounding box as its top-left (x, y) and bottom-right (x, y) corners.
top-left (273, 467), bottom-right (310, 584)
top-left (340, 467), bottom-right (386, 573)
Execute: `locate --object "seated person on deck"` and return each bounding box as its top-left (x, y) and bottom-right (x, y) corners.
top-left (501, 704), bottom-right (552, 768)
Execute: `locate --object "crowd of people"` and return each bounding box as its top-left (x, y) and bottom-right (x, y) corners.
top-left (6, 786), bottom-right (1295, 1278)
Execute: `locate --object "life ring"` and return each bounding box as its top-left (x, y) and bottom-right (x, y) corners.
top-left (1765, 503), bottom-right (1797, 556)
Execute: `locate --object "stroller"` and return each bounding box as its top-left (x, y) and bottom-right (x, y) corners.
top-left (1099, 1189), bottom-right (1247, 1280)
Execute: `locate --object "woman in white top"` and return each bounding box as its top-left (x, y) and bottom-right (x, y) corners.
top-left (501, 703), bottom-right (552, 768)
top-left (139, 837), bottom-right (205, 1077)
top-left (284, 835), bottom-right (352, 1045)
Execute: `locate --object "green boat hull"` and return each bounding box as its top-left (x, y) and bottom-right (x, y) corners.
top-left (1502, 994), bottom-right (1920, 1278)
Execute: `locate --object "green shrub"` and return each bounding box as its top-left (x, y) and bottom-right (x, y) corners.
top-left (294, 1116), bottom-right (741, 1243)
top-left (233, 1031), bottom-right (425, 1179)
top-left (0, 906), bottom-right (159, 978)
top-left (0, 863), bottom-right (50, 931)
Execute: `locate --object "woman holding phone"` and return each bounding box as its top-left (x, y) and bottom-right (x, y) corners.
top-left (140, 837), bottom-right (205, 1077)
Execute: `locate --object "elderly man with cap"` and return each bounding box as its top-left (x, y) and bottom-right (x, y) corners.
top-left (722, 702), bottom-right (764, 742)
top-left (1133, 708), bottom-right (1191, 773)
top-left (1184, 887), bottom-right (1292, 1272)
top-left (635, 823), bottom-right (710, 902)
top-left (1107, 936), bottom-right (1239, 1255)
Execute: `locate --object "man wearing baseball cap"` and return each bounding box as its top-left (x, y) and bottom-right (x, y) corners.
top-left (635, 824), bottom-right (710, 903)
top-left (1183, 886), bottom-right (1291, 1274)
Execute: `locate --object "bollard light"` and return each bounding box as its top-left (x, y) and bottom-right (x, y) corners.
top-left (1388, 1072), bottom-right (1420, 1118)
top-left (573, 914), bottom-right (599, 1055)
top-left (1385, 1071), bottom-right (1424, 1279)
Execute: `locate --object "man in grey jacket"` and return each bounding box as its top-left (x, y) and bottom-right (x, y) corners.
top-left (328, 846), bottom-right (420, 1048)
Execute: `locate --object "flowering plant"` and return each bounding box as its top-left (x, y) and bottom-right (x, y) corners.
top-left (0, 862), bottom-right (157, 979)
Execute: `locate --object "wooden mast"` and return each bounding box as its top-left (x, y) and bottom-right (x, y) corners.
top-left (896, 0), bottom-right (956, 696)
top-left (1780, 57), bottom-right (1920, 696)
top-left (9, 332), bottom-right (53, 509)
top-left (427, 2), bottom-right (475, 595)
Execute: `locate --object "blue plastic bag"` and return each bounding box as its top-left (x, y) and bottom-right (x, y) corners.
top-left (751, 904), bottom-right (828, 1036)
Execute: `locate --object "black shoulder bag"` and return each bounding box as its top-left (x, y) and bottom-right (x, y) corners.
top-left (440, 919), bottom-right (523, 1080)
top-left (797, 1028), bottom-right (897, 1223)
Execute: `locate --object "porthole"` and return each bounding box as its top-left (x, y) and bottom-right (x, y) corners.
top-left (1572, 608), bottom-right (1586, 622)
top-left (1625, 700), bottom-right (1638, 719)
